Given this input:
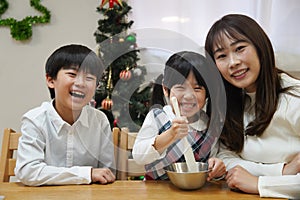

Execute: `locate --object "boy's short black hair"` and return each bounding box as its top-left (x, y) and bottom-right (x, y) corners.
top-left (45, 44), bottom-right (105, 99)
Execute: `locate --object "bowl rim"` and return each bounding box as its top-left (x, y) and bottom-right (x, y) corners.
top-left (165, 169), bottom-right (211, 174)
top-left (165, 162), bottom-right (211, 174)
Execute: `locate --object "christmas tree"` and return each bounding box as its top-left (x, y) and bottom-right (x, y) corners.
top-left (94, 0), bottom-right (151, 131)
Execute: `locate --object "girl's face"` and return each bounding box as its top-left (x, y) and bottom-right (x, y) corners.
top-left (164, 71), bottom-right (206, 119)
top-left (47, 68), bottom-right (97, 121)
top-left (213, 34), bottom-right (260, 93)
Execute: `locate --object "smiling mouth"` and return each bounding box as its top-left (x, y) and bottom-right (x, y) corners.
top-left (231, 69), bottom-right (248, 78)
top-left (70, 91), bottom-right (85, 99)
top-left (180, 103), bottom-right (196, 109)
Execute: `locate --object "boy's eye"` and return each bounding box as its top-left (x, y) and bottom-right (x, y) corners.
top-left (236, 45), bottom-right (246, 52)
top-left (67, 72), bottom-right (77, 77)
top-left (86, 75), bottom-right (96, 81)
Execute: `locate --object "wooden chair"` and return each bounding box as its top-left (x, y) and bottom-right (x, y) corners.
top-left (0, 128), bottom-right (21, 182)
top-left (113, 127), bottom-right (145, 180)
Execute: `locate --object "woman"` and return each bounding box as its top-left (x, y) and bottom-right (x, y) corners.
top-left (205, 14), bottom-right (300, 198)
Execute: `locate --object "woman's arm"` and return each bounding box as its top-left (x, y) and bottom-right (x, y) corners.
top-left (258, 173), bottom-right (300, 199)
top-left (217, 144), bottom-right (284, 176)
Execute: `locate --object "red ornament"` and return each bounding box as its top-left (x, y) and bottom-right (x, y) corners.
top-left (119, 69), bottom-right (132, 80)
top-left (100, 0), bottom-right (122, 8)
top-left (113, 118), bottom-right (118, 127)
top-left (101, 97), bottom-right (113, 110)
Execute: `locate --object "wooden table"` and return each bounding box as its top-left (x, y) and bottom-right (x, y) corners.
top-left (0, 181), bottom-right (284, 200)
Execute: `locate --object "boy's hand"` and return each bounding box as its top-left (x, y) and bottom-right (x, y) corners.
top-left (91, 168), bottom-right (115, 184)
top-left (207, 157), bottom-right (226, 181)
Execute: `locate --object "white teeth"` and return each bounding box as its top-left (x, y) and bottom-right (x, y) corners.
top-left (180, 103), bottom-right (196, 109)
top-left (233, 69), bottom-right (247, 77)
top-left (73, 91), bottom-right (84, 96)
top-left (71, 91), bottom-right (85, 98)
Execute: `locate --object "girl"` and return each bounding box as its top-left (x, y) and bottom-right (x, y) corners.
top-left (132, 51), bottom-right (226, 180)
top-left (205, 14), bottom-right (300, 198)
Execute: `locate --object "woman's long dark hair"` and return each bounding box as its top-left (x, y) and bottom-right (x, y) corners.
top-left (150, 51), bottom-right (211, 118)
top-left (205, 14), bottom-right (286, 152)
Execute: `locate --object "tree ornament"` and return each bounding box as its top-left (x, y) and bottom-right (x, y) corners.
top-left (106, 66), bottom-right (113, 90)
top-left (133, 68), bottom-right (142, 76)
top-left (125, 34), bottom-right (136, 43)
top-left (119, 67), bottom-right (132, 80)
top-left (119, 37), bottom-right (124, 42)
top-left (101, 96), bottom-right (113, 110)
top-left (100, 0), bottom-right (122, 8)
top-left (113, 118), bottom-right (118, 127)
top-left (0, 0), bottom-right (51, 41)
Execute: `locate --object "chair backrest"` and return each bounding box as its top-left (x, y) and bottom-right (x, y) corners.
top-left (113, 127), bottom-right (145, 180)
top-left (0, 128), bottom-right (21, 182)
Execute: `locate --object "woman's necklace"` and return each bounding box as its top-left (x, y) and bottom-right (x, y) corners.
top-left (0, 0), bottom-right (51, 41)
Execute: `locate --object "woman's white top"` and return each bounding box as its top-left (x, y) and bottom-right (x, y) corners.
top-left (217, 73), bottom-right (300, 199)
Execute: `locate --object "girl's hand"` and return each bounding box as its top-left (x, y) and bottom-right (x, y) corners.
top-left (207, 157), bottom-right (226, 181)
top-left (153, 116), bottom-right (188, 153)
top-left (226, 165), bottom-right (259, 194)
top-left (169, 116), bottom-right (189, 140)
top-left (282, 152), bottom-right (300, 175)
top-left (91, 168), bottom-right (115, 184)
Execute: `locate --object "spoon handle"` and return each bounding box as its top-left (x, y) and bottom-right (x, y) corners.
top-left (171, 97), bottom-right (198, 172)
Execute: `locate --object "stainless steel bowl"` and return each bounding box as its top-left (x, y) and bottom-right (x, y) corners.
top-left (165, 162), bottom-right (209, 190)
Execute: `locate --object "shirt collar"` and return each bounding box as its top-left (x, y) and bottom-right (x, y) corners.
top-left (47, 100), bottom-right (90, 133)
top-left (76, 105), bottom-right (89, 128)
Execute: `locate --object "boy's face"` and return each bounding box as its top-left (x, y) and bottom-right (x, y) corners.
top-left (47, 67), bottom-right (97, 116)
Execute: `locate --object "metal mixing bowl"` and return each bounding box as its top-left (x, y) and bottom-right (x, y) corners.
top-left (165, 162), bottom-right (209, 190)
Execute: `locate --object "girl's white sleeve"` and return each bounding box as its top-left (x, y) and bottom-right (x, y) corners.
top-left (132, 110), bottom-right (167, 165)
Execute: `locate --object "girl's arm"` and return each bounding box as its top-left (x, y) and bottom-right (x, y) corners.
top-left (132, 110), bottom-right (188, 165)
top-left (132, 110), bottom-right (164, 165)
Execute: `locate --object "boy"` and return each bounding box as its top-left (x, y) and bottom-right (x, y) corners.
top-left (15, 44), bottom-right (115, 186)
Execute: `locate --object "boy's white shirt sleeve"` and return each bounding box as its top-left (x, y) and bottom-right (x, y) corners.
top-left (217, 144), bottom-right (284, 176)
top-left (258, 173), bottom-right (300, 199)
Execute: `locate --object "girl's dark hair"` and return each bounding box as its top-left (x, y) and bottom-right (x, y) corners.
top-left (151, 51), bottom-right (211, 117)
top-left (205, 14), bottom-right (289, 152)
top-left (45, 44), bottom-right (104, 99)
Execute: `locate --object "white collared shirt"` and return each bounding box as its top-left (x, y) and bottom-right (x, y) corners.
top-left (15, 101), bottom-right (115, 186)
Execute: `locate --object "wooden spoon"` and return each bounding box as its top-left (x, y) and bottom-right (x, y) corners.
top-left (171, 96), bottom-right (198, 172)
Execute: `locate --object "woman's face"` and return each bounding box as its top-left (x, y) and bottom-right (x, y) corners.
top-left (213, 34), bottom-right (260, 93)
top-left (164, 71), bottom-right (206, 119)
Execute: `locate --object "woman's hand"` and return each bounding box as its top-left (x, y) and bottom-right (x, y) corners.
top-left (91, 168), bottom-right (115, 184)
top-left (283, 152), bottom-right (300, 175)
top-left (207, 157), bottom-right (226, 181)
top-left (226, 165), bottom-right (259, 194)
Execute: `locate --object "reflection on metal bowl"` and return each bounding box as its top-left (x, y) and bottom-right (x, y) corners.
top-left (165, 162), bottom-right (209, 190)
